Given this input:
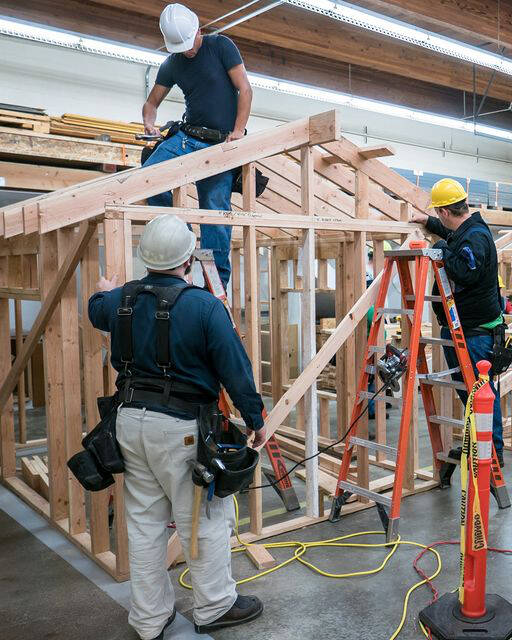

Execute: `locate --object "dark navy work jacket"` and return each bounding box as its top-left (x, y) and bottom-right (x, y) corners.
top-left (426, 212), bottom-right (501, 329)
top-left (88, 273), bottom-right (264, 430)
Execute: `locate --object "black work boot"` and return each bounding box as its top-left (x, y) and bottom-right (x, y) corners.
top-left (150, 609), bottom-right (176, 640)
top-left (194, 595), bottom-right (263, 633)
top-left (497, 450), bottom-right (505, 468)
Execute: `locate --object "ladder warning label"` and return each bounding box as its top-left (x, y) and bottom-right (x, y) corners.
top-left (438, 267), bottom-right (453, 297)
top-left (447, 298), bottom-right (461, 329)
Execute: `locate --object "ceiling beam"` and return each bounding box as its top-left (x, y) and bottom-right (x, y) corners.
top-left (351, 0), bottom-right (512, 51)
top-left (189, 1), bottom-right (512, 102)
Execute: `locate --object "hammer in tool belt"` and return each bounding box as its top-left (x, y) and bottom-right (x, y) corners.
top-left (187, 460), bottom-right (214, 560)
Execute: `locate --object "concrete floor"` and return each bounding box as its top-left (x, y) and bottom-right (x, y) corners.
top-left (170, 452), bottom-right (512, 640)
top-left (6, 399), bottom-right (512, 640)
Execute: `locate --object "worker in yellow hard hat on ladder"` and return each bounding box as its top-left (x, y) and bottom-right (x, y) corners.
top-left (411, 178), bottom-right (506, 466)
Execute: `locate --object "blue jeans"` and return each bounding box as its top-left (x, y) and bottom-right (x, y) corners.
top-left (441, 327), bottom-right (503, 453)
top-left (368, 378), bottom-right (376, 419)
top-left (143, 130), bottom-right (233, 288)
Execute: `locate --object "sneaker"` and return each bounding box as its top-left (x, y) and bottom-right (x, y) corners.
top-left (497, 451), bottom-right (505, 468)
top-left (150, 609), bottom-right (176, 640)
top-left (194, 595), bottom-right (263, 633)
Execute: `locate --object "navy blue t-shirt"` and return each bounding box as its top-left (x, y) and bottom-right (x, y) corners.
top-left (156, 34), bottom-right (243, 133)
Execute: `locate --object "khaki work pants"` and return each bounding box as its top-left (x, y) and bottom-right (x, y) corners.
top-left (116, 407), bottom-right (237, 640)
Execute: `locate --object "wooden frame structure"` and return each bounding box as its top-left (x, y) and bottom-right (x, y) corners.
top-left (0, 109), bottom-right (510, 581)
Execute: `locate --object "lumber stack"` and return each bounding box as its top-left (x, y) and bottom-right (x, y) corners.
top-left (0, 107), bottom-right (50, 133)
top-left (50, 113), bottom-right (147, 145)
top-left (20, 455), bottom-right (49, 499)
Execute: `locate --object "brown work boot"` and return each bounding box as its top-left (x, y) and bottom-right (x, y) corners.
top-left (194, 595), bottom-right (263, 633)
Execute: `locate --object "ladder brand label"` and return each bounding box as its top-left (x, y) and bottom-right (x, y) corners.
top-left (446, 298), bottom-right (461, 329)
top-left (438, 266), bottom-right (453, 297)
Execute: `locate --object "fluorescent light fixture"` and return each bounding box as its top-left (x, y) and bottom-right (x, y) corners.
top-left (0, 17), bottom-right (165, 65)
top-left (1, 15), bottom-right (512, 143)
top-left (285, 0), bottom-right (512, 76)
top-left (248, 73), bottom-right (512, 141)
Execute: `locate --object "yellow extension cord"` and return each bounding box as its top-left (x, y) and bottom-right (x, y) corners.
top-left (179, 496), bottom-right (441, 639)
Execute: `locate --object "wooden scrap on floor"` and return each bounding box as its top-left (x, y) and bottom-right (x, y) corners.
top-left (21, 455), bottom-right (49, 500)
top-left (245, 544), bottom-right (277, 570)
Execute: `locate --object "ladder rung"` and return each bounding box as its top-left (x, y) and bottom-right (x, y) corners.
top-left (419, 337), bottom-right (454, 347)
top-left (368, 346), bottom-right (386, 354)
top-left (420, 379), bottom-right (467, 390)
top-left (359, 391), bottom-right (402, 407)
top-left (418, 366), bottom-right (460, 381)
top-left (377, 307), bottom-right (414, 316)
top-left (437, 452), bottom-right (461, 465)
top-left (405, 294), bottom-right (442, 303)
top-left (429, 415), bottom-right (464, 428)
top-left (338, 481), bottom-right (392, 507)
top-left (384, 248), bottom-right (443, 259)
top-left (350, 436), bottom-right (398, 459)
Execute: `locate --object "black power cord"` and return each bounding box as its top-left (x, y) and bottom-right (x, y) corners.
top-left (249, 380), bottom-right (393, 491)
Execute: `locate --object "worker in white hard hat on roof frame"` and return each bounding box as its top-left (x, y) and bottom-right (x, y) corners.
top-left (142, 3), bottom-right (253, 290)
top-left (88, 214), bottom-right (265, 640)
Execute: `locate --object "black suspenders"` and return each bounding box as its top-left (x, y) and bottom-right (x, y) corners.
top-left (116, 280), bottom-right (197, 377)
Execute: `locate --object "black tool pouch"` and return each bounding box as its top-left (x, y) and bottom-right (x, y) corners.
top-left (490, 322), bottom-right (512, 376)
top-left (67, 450), bottom-right (115, 492)
top-left (67, 394), bottom-right (124, 491)
top-left (231, 166), bottom-right (269, 197)
top-left (82, 395), bottom-right (125, 474)
top-left (197, 403), bottom-right (259, 498)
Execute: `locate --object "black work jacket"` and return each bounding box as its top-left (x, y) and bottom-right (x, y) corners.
top-left (426, 212), bottom-right (501, 330)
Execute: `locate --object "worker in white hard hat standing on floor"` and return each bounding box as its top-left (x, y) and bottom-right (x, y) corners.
top-left (142, 3), bottom-right (253, 289)
top-left (88, 214), bottom-right (265, 640)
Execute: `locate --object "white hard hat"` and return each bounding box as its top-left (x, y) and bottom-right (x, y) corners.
top-left (160, 4), bottom-right (199, 53)
top-left (137, 214), bottom-right (196, 271)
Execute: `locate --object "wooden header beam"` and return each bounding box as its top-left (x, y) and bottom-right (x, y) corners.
top-left (108, 205), bottom-right (418, 234)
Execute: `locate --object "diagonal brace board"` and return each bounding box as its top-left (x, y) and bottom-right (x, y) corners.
top-left (0, 222), bottom-right (96, 412)
top-left (33, 111), bottom-right (340, 235)
top-left (261, 230), bottom-right (424, 444)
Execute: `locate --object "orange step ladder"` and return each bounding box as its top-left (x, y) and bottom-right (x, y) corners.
top-left (329, 241), bottom-right (510, 541)
top-left (194, 249), bottom-right (300, 512)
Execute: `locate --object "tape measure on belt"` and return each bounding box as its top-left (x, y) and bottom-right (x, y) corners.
top-left (458, 377), bottom-right (489, 605)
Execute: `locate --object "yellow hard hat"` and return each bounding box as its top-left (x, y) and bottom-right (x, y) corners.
top-left (428, 178), bottom-right (468, 209)
top-left (499, 275), bottom-right (505, 288)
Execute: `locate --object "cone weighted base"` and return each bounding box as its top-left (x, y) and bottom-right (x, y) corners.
top-left (419, 592), bottom-right (512, 640)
